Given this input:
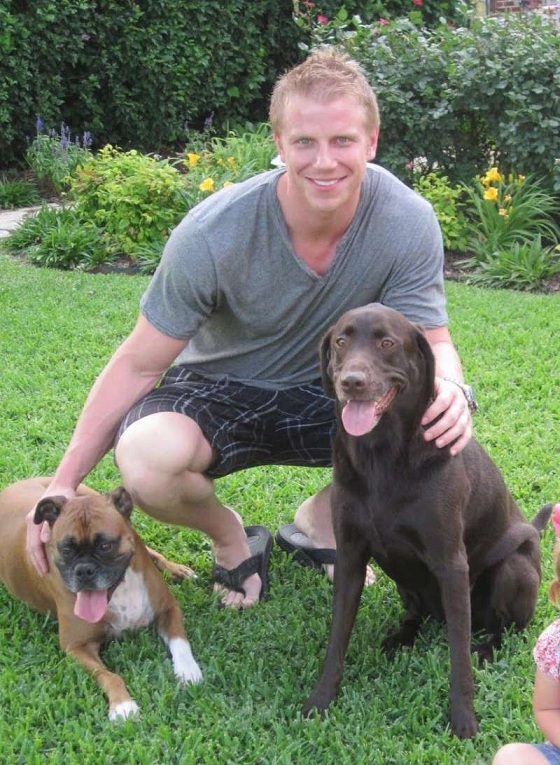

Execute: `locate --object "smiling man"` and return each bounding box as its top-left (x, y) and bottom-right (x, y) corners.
top-left (26, 47), bottom-right (474, 608)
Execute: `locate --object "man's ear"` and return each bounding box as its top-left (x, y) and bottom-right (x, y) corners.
top-left (367, 128), bottom-right (380, 162)
top-left (273, 132), bottom-right (285, 164)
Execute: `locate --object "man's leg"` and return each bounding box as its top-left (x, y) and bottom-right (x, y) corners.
top-left (294, 485), bottom-right (376, 585)
top-left (115, 411), bottom-right (262, 608)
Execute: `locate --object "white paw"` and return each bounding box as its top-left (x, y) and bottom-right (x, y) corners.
top-left (109, 700), bottom-right (140, 721)
top-left (169, 637), bottom-right (203, 684)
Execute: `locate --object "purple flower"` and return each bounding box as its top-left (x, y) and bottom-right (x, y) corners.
top-left (35, 114), bottom-right (44, 133)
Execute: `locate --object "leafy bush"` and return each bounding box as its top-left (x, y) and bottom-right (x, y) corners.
top-left (413, 172), bottom-right (469, 252)
top-left (0, 175), bottom-right (41, 209)
top-left (0, 204), bottom-right (110, 271)
top-left (465, 238), bottom-right (560, 292)
top-left (26, 119), bottom-right (93, 194)
top-left (330, 12), bottom-right (560, 190)
top-left (462, 169), bottom-right (560, 264)
top-left (68, 146), bottom-right (188, 258)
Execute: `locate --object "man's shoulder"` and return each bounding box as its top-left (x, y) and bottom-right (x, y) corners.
top-left (366, 164), bottom-right (429, 206)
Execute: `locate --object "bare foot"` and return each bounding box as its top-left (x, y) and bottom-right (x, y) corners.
top-left (212, 508), bottom-right (263, 608)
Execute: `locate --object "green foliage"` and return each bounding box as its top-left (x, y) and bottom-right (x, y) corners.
top-left (331, 12), bottom-right (560, 190)
top-left (462, 169), bottom-right (560, 263)
top-left (464, 237), bottom-right (560, 292)
top-left (0, 205), bottom-right (67, 253)
top-left (26, 121), bottom-right (93, 194)
top-left (413, 172), bottom-right (469, 252)
top-left (69, 146), bottom-right (188, 259)
top-left (181, 123), bottom-right (276, 211)
top-left (0, 175), bottom-right (41, 209)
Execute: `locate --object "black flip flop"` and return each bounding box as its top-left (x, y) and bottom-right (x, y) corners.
top-left (275, 523), bottom-right (336, 570)
top-left (212, 524), bottom-right (273, 601)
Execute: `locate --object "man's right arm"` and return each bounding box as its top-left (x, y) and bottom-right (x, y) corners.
top-left (26, 314), bottom-right (188, 573)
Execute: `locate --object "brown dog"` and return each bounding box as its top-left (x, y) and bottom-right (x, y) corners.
top-left (0, 477), bottom-right (202, 720)
top-left (303, 303), bottom-right (551, 738)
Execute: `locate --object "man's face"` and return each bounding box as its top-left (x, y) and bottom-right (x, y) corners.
top-left (274, 93), bottom-right (379, 218)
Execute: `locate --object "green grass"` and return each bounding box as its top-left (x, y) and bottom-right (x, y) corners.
top-left (0, 253), bottom-right (558, 764)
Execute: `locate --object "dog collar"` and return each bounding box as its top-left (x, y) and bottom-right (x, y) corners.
top-left (443, 378), bottom-right (478, 412)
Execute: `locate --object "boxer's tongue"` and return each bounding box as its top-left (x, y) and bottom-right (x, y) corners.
top-left (74, 589), bottom-right (109, 623)
top-left (341, 400), bottom-right (381, 437)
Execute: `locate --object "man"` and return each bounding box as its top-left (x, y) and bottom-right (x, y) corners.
top-left (26, 47), bottom-right (474, 608)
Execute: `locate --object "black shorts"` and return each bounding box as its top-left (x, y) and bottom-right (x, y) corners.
top-left (116, 366), bottom-right (336, 478)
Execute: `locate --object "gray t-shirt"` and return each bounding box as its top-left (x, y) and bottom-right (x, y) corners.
top-left (140, 164), bottom-right (447, 388)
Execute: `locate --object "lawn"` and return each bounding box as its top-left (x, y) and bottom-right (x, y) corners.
top-left (0, 253), bottom-right (558, 765)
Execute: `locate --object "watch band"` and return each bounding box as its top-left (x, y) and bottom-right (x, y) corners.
top-left (443, 378), bottom-right (478, 412)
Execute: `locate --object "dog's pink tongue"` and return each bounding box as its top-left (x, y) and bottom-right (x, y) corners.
top-left (341, 400), bottom-right (381, 436)
top-left (74, 590), bottom-right (109, 623)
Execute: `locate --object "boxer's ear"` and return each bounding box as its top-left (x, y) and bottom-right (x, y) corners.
top-left (109, 487), bottom-right (133, 519)
top-left (34, 496), bottom-right (67, 526)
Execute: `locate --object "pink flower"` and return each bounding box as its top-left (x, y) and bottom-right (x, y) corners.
top-left (412, 0), bottom-right (423, 5)
top-left (317, 14), bottom-right (329, 24)
top-left (379, 17), bottom-right (390, 25)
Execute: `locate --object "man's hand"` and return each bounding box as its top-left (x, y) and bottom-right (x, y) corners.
top-left (421, 377), bottom-right (472, 456)
top-left (25, 486), bottom-right (76, 575)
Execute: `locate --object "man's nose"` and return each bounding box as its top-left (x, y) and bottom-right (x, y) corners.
top-left (313, 143), bottom-right (337, 168)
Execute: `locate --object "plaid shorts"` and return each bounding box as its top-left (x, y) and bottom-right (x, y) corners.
top-left (116, 366), bottom-right (336, 478)
top-left (532, 744), bottom-right (560, 764)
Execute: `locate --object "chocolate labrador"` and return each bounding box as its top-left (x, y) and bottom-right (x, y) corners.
top-left (304, 303), bottom-right (551, 738)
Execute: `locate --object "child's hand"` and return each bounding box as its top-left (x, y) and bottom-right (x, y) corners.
top-left (553, 504), bottom-right (560, 538)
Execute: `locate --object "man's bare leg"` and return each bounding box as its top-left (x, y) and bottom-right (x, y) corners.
top-left (294, 484), bottom-right (376, 585)
top-left (115, 412), bottom-right (262, 608)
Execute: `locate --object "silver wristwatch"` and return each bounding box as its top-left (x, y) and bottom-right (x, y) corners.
top-left (443, 378), bottom-right (478, 412)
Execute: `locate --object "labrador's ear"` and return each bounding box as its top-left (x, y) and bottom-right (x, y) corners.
top-left (414, 326), bottom-right (436, 402)
top-left (319, 327), bottom-right (336, 398)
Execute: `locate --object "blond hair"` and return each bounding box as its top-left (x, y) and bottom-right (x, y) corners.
top-left (269, 46), bottom-right (380, 134)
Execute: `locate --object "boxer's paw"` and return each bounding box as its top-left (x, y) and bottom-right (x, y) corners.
top-left (169, 637), bottom-right (203, 684)
top-left (108, 699), bottom-right (140, 721)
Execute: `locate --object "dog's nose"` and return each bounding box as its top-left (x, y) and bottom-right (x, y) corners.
top-left (74, 562), bottom-right (97, 581)
top-left (340, 371), bottom-right (367, 393)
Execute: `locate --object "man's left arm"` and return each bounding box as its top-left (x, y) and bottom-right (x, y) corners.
top-left (422, 326), bottom-right (473, 456)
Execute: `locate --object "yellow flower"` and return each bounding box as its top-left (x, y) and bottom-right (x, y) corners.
top-left (517, 174), bottom-right (525, 182)
top-left (504, 194), bottom-right (512, 203)
top-left (227, 156), bottom-right (237, 169)
top-left (187, 153), bottom-right (200, 167)
top-left (223, 180), bottom-right (234, 188)
top-left (483, 167), bottom-right (503, 185)
top-left (498, 208), bottom-right (508, 217)
top-left (483, 187), bottom-right (499, 202)
top-left (199, 177), bottom-right (215, 192)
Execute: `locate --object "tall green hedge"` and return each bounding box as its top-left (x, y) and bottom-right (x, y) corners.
top-left (0, 0), bottom-right (471, 169)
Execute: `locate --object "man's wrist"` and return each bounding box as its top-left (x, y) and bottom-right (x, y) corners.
top-left (443, 378), bottom-right (478, 412)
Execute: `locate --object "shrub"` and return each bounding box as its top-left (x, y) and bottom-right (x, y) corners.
top-left (465, 238), bottom-right (560, 292)
top-left (26, 119), bottom-right (93, 194)
top-left (413, 172), bottom-right (469, 252)
top-left (68, 146), bottom-right (188, 258)
top-left (462, 169), bottom-right (560, 264)
top-left (0, 175), bottom-right (41, 209)
top-left (326, 12), bottom-right (560, 190)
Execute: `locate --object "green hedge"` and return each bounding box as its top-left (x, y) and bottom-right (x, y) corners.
top-left (344, 12), bottom-right (560, 190)
top-left (0, 0), bottom-right (470, 169)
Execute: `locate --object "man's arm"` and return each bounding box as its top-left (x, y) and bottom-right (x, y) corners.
top-left (422, 326), bottom-right (473, 456)
top-left (26, 314), bottom-right (188, 573)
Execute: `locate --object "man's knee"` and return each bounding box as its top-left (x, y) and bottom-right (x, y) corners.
top-left (115, 412), bottom-right (214, 482)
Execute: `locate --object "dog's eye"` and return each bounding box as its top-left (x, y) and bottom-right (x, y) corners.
top-left (335, 337), bottom-right (346, 348)
top-left (98, 541), bottom-right (116, 554)
top-left (380, 339), bottom-right (394, 349)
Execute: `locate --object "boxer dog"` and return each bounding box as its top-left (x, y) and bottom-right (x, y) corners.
top-left (0, 477), bottom-right (202, 721)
